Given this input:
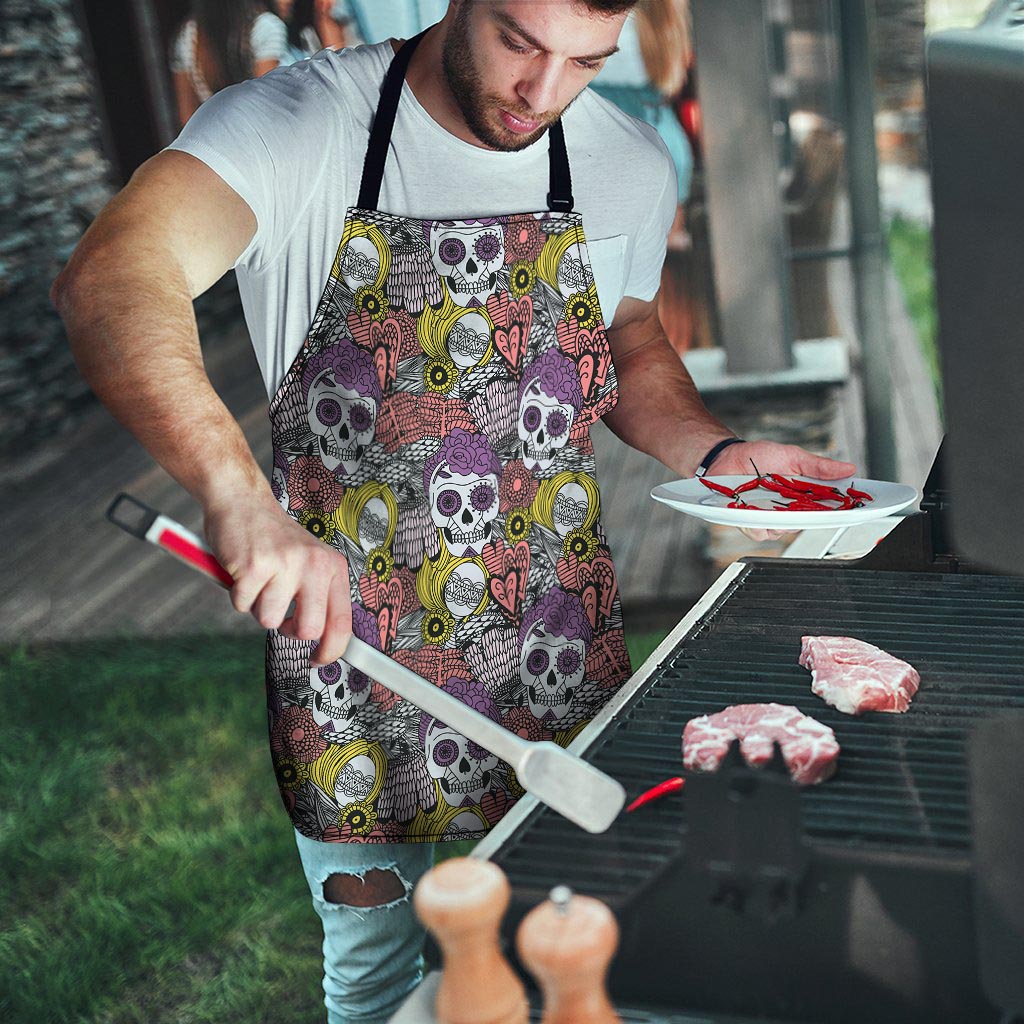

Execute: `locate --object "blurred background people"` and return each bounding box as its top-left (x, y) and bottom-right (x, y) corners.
top-left (275, 0), bottom-right (350, 63)
top-left (331, 0), bottom-right (448, 46)
top-left (592, 0), bottom-right (693, 239)
top-left (171, 0), bottom-right (289, 127)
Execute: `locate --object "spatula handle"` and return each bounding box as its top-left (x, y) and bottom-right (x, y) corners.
top-left (343, 637), bottom-right (528, 766)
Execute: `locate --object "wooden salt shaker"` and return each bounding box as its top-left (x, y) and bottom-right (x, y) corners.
top-left (517, 885), bottom-right (621, 1024)
top-left (413, 857), bottom-right (528, 1024)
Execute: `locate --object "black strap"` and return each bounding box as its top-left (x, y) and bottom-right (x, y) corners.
top-left (546, 119), bottom-right (574, 213)
top-left (357, 31), bottom-right (575, 214)
top-left (695, 437), bottom-right (745, 478)
top-left (357, 29), bottom-right (429, 211)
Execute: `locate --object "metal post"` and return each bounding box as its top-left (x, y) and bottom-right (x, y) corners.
top-left (837, 1), bottom-right (898, 480)
top-left (690, 0), bottom-right (794, 374)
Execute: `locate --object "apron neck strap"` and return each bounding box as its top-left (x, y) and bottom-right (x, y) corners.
top-left (357, 30), bottom-right (575, 214)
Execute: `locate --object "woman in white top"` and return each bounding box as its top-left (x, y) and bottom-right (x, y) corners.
top-left (171, 1), bottom-right (289, 127)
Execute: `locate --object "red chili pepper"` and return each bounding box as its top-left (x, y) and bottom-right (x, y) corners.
top-left (699, 477), bottom-right (737, 498)
top-left (626, 776), bottom-right (685, 813)
top-left (847, 486), bottom-right (873, 501)
top-left (734, 478), bottom-right (762, 494)
top-left (779, 498), bottom-right (835, 511)
top-left (772, 473), bottom-right (844, 499)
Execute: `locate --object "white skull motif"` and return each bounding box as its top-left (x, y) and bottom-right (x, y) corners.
top-left (336, 235), bottom-right (382, 292)
top-left (357, 496), bottom-right (390, 554)
top-left (518, 379), bottom-right (575, 471)
top-left (443, 561), bottom-right (487, 619)
top-left (556, 245), bottom-right (595, 300)
top-left (309, 661), bottom-right (372, 732)
top-left (334, 752), bottom-right (378, 805)
top-left (552, 481), bottom-right (590, 537)
top-left (424, 723), bottom-right (499, 807)
top-left (306, 366), bottom-right (376, 475)
top-left (429, 467), bottom-right (500, 556)
top-left (430, 223), bottom-right (504, 308)
top-left (521, 622), bottom-right (586, 725)
top-left (445, 311), bottom-right (492, 369)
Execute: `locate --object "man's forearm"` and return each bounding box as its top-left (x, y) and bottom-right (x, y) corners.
top-left (603, 328), bottom-right (734, 478)
top-left (53, 253), bottom-right (268, 511)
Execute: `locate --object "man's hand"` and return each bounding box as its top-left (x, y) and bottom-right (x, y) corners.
top-left (708, 440), bottom-right (857, 542)
top-left (204, 493), bottom-right (353, 665)
top-left (709, 439), bottom-right (855, 482)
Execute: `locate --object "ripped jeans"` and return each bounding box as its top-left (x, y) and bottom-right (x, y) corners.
top-left (294, 829), bottom-right (436, 1024)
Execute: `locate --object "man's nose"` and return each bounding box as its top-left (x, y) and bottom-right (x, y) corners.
top-left (516, 62), bottom-right (561, 118)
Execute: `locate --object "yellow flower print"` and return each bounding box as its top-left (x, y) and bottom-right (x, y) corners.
top-left (366, 546), bottom-right (394, 581)
top-left (510, 261), bottom-right (536, 299)
top-left (505, 507), bottom-right (533, 543)
top-left (299, 509), bottom-right (336, 544)
top-left (354, 285), bottom-right (389, 321)
top-left (422, 610), bottom-right (456, 646)
top-left (564, 528), bottom-right (598, 562)
top-left (339, 800), bottom-right (377, 836)
top-left (424, 358), bottom-right (458, 394)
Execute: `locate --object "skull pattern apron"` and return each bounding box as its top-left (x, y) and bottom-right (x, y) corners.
top-left (267, 31), bottom-right (632, 843)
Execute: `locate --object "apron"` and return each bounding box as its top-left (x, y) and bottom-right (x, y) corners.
top-left (266, 30), bottom-right (632, 843)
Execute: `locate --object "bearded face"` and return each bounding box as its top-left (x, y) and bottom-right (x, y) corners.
top-left (440, 1), bottom-right (624, 151)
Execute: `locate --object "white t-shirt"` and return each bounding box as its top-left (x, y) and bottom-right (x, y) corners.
top-left (168, 40), bottom-right (677, 399)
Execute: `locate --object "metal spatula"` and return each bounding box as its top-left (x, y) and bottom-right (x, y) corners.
top-left (107, 493), bottom-right (626, 834)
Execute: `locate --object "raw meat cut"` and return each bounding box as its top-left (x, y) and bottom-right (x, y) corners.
top-left (682, 703), bottom-right (840, 785)
top-left (799, 636), bottom-right (920, 716)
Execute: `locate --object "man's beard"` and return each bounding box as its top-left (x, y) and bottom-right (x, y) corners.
top-left (441, 4), bottom-right (558, 152)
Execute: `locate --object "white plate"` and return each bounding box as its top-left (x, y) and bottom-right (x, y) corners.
top-left (650, 476), bottom-right (920, 530)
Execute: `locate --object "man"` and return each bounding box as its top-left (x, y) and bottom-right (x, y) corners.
top-left (52, 2), bottom-right (855, 1020)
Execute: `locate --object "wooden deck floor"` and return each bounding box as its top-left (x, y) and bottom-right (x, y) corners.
top-left (2, 249), bottom-right (939, 645)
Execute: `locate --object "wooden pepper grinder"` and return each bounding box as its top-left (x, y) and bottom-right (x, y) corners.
top-left (413, 857), bottom-right (528, 1024)
top-left (517, 885), bottom-right (621, 1024)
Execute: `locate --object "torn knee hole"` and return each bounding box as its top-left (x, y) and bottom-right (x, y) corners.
top-left (323, 869), bottom-right (406, 908)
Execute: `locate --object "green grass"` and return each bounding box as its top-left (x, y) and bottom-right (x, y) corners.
top-left (0, 629), bottom-right (666, 1022)
top-left (887, 216), bottom-right (942, 405)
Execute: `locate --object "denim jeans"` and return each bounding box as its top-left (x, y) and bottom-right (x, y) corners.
top-left (294, 829), bottom-right (436, 1024)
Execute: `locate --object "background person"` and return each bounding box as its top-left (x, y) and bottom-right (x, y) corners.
top-left (276, 0), bottom-right (351, 63)
top-left (171, 0), bottom-right (289, 127)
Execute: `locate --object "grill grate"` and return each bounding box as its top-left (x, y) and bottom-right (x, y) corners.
top-left (494, 564), bottom-right (1024, 903)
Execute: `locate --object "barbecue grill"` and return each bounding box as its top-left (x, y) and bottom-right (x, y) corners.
top-left (469, 9), bottom-right (1024, 1021)
top-left (477, 468), bottom-right (1024, 1022)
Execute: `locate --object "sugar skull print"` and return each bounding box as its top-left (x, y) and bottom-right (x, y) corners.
top-left (308, 606), bottom-right (380, 732)
top-left (416, 548), bottom-right (489, 623)
top-left (518, 349), bottom-right (584, 471)
top-left (337, 481), bottom-right (399, 558)
top-left (309, 740), bottom-right (387, 813)
top-left (536, 225), bottom-right (593, 300)
top-left (424, 428), bottom-right (502, 557)
top-left (428, 219), bottom-right (505, 308)
top-left (533, 471), bottom-right (600, 538)
top-left (334, 220), bottom-right (390, 293)
top-left (419, 677), bottom-right (502, 808)
top-left (519, 588), bottom-right (593, 725)
top-left (264, 34), bottom-right (633, 845)
top-left (302, 340), bottom-right (382, 476)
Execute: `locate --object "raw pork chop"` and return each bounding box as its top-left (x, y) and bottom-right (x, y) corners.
top-left (799, 636), bottom-right (920, 716)
top-left (682, 703), bottom-right (840, 786)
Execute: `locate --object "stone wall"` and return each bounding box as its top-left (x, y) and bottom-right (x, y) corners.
top-left (0, 0), bottom-right (116, 460)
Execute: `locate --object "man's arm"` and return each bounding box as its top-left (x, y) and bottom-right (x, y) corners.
top-left (51, 150), bottom-right (351, 662)
top-left (604, 295), bottom-right (856, 481)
